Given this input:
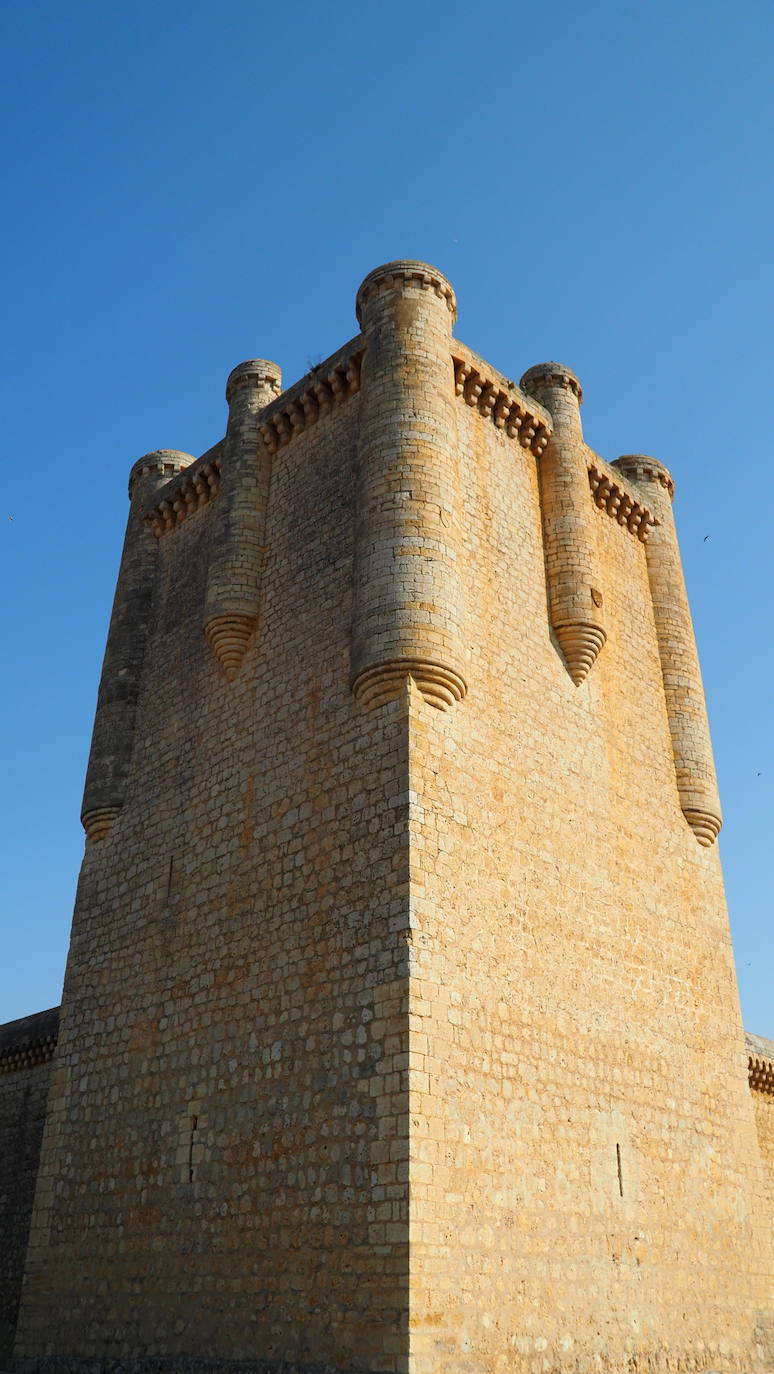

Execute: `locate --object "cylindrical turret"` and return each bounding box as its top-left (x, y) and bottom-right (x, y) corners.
top-left (613, 455), bottom-right (722, 847)
top-left (203, 359), bottom-right (282, 680)
top-left (81, 449), bottom-right (193, 843)
top-left (521, 363), bottom-right (606, 685)
top-left (351, 260), bottom-right (467, 710)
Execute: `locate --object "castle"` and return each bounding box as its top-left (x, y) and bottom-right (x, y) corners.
top-left (1, 260), bottom-right (772, 1374)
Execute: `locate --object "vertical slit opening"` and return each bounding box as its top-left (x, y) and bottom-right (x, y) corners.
top-left (188, 1113), bottom-right (198, 1184)
top-left (616, 1142), bottom-right (624, 1197)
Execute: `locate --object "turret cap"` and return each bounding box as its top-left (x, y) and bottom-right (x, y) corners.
top-left (356, 260), bottom-right (457, 326)
top-left (128, 449), bottom-right (193, 501)
top-left (520, 363), bottom-right (583, 405)
top-left (613, 454), bottom-right (675, 501)
top-left (225, 359), bottom-right (282, 405)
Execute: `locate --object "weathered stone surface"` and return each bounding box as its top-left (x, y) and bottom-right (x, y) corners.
top-left (0, 1009), bottom-right (59, 1363)
top-left (5, 261), bottom-right (773, 1373)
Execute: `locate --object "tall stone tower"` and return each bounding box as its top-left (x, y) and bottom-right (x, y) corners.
top-left (12, 262), bottom-right (773, 1374)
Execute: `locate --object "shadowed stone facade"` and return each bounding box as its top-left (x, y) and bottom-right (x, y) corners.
top-left (3, 261), bottom-right (772, 1372)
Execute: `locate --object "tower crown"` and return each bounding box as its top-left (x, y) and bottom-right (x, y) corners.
top-left (225, 359), bottom-right (282, 406)
top-left (613, 453), bottom-right (675, 500)
top-left (520, 362), bottom-right (583, 404)
top-left (127, 449), bottom-right (192, 501)
top-left (355, 258), bottom-right (457, 325)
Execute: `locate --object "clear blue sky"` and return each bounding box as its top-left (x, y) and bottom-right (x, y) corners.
top-left (1, 1), bottom-right (771, 1032)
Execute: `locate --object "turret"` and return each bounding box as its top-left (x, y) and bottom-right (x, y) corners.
top-left (521, 363), bottom-right (606, 685)
top-left (613, 455), bottom-right (722, 846)
top-left (81, 449), bottom-right (193, 842)
top-left (351, 260), bottom-right (467, 710)
top-left (203, 359), bottom-right (282, 679)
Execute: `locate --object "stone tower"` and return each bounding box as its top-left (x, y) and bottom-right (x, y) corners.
top-left (12, 262), bottom-right (773, 1374)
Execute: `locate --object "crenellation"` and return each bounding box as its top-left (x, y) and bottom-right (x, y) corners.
top-left (145, 449), bottom-right (223, 538)
top-left (451, 349), bottom-right (551, 455)
top-left (355, 260), bottom-right (456, 324)
top-left (6, 260), bottom-right (772, 1374)
top-left (257, 340), bottom-right (363, 456)
top-left (587, 456), bottom-right (659, 541)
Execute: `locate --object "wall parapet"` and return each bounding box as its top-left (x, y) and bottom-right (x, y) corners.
top-left (452, 344), bottom-right (551, 457)
top-left (587, 454), bottom-right (659, 543)
top-left (747, 1032), bottom-right (774, 1096)
top-left (145, 443), bottom-right (224, 539)
top-left (0, 1008), bottom-right (59, 1077)
top-left (258, 338), bottom-right (363, 456)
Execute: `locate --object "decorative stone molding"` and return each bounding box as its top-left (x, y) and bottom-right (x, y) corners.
top-left (0, 1039), bottom-right (57, 1074)
top-left (82, 805), bottom-right (122, 844)
top-left (204, 614), bottom-right (255, 683)
top-left (352, 661), bottom-right (467, 713)
top-left (356, 260), bottom-right (456, 325)
top-left (748, 1037), bottom-right (774, 1096)
top-left (0, 1009), bottom-right (59, 1077)
top-left (682, 809), bottom-right (722, 848)
top-left (146, 454), bottom-right (222, 538)
top-left (452, 355), bottom-right (550, 457)
top-left (588, 461), bottom-right (658, 542)
top-left (553, 624), bottom-right (607, 687)
top-left (258, 349), bottom-right (362, 455)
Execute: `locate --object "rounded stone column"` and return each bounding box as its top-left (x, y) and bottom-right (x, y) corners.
top-left (521, 363), bottom-right (606, 685)
top-left (203, 359), bottom-right (282, 680)
top-left (81, 449), bottom-right (193, 843)
top-left (613, 455), bottom-right (722, 847)
top-left (351, 260), bottom-right (467, 710)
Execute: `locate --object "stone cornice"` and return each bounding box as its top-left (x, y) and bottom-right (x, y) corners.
top-left (588, 455), bottom-right (658, 543)
top-left (356, 261), bottom-right (456, 325)
top-left (145, 445), bottom-right (223, 539)
top-left (747, 1032), bottom-right (774, 1096)
top-left (258, 340), bottom-right (363, 456)
top-left (452, 345), bottom-right (552, 457)
top-left (0, 1007), bottom-right (59, 1077)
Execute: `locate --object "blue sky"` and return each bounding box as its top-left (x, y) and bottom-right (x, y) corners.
top-left (1, 0), bottom-right (771, 1032)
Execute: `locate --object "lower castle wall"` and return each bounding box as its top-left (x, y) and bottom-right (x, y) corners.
top-left (0, 1013), bottom-right (58, 1364)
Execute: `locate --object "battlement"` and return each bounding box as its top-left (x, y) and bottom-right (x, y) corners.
top-left (0, 1008), bottom-right (59, 1077)
top-left (10, 259), bottom-right (771, 1374)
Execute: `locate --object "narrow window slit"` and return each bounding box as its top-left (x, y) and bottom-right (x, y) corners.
top-left (188, 1114), bottom-right (198, 1184)
top-left (616, 1142), bottom-right (624, 1197)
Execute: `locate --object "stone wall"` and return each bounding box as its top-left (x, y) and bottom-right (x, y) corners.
top-left (0, 1008), bottom-right (58, 1363)
top-left (748, 1033), bottom-right (774, 1220)
top-left (14, 354), bottom-right (413, 1372)
top-left (404, 378), bottom-right (772, 1371)
top-left (10, 261), bottom-right (773, 1374)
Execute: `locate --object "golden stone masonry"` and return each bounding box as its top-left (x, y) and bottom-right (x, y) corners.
top-left (1, 261), bottom-right (771, 1374)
